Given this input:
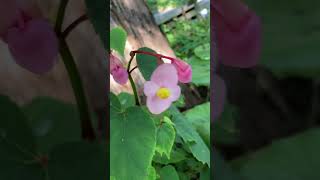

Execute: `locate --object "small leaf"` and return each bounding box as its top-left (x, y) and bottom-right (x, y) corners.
top-left (136, 47), bottom-right (158, 81)
top-left (188, 56), bottom-right (210, 86)
top-left (155, 117), bottom-right (176, 158)
top-left (84, 0), bottom-right (108, 50)
top-left (110, 27), bottom-right (127, 56)
top-left (159, 165), bottom-right (179, 180)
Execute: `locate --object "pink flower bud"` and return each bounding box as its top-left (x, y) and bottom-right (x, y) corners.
top-left (212, 0), bottom-right (261, 68)
top-left (0, 1), bottom-right (58, 74)
top-left (110, 54), bottom-right (128, 85)
top-left (171, 59), bottom-right (192, 83)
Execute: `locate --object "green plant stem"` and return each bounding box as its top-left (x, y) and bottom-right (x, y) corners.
top-left (56, 0), bottom-right (95, 140)
top-left (127, 54), bottom-right (140, 106)
top-left (55, 0), bottom-right (69, 33)
top-left (59, 39), bottom-right (95, 140)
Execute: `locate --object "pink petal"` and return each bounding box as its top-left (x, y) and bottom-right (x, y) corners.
top-left (212, 75), bottom-right (227, 121)
top-left (6, 19), bottom-right (58, 74)
top-left (144, 81), bottom-right (159, 97)
top-left (172, 59), bottom-right (192, 83)
top-left (0, 0), bottom-right (19, 36)
top-left (212, 1), bottom-right (261, 68)
top-left (112, 67), bottom-right (128, 85)
top-left (168, 85), bottom-right (181, 102)
top-left (147, 96), bottom-right (172, 114)
top-left (151, 63), bottom-right (178, 87)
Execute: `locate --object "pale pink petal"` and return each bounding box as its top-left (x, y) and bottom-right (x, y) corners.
top-left (6, 19), bottom-right (58, 74)
top-left (151, 63), bottom-right (178, 87)
top-left (212, 75), bottom-right (227, 121)
top-left (168, 85), bottom-right (181, 101)
top-left (112, 67), bottom-right (128, 85)
top-left (147, 96), bottom-right (172, 115)
top-left (144, 81), bottom-right (159, 97)
top-left (0, 0), bottom-right (19, 36)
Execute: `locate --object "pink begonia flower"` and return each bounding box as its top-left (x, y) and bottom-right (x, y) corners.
top-left (110, 54), bottom-right (128, 85)
top-left (144, 63), bottom-right (181, 114)
top-left (171, 58), bottom-right (192, 83)
top-left (212, 0), bottom-right (261, 68)
top-left (0, 0), bottom-right (58, 74)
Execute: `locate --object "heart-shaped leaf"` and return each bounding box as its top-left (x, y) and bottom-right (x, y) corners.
top-left (110, 95), bottom-right (156, 180)
top-left (136, 47), bottom-right (159, 81)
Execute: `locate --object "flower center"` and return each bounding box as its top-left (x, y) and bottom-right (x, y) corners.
top-left (156, 88), bottom-right (171, 99)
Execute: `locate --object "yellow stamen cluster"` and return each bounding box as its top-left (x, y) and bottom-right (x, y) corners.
top-left (156, 88), bottom-right (171, 99)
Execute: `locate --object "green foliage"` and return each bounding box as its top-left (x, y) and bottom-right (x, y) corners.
top-left (170, 107), bottom-right (210, 166)
top-left (110, 27), bottom-right (127, 56)
top-left (146, 0), bottom-right (189, 12)
top-left (162, 17), bottom-right (210, 86)
top-left (185, 102), bottom-right (210, 146)
top-left (232, 128), bottom-right (320, 180)
top-left (245, 0), bottom-right (320, 77)
top-left (159, 165), bottom-right (180, 180)
top-left (110, 94), bottom-right (156, 180)
top-left (155, 117), bottom-right (176, 158)
top-left (136, 47), bottom-right (159, 81)
top-left (23, 97), bottom-right (81, 154)
top-left (84, 0), bottom-right (108, 50)
top-left (0, 95), bottom-right (106, 180)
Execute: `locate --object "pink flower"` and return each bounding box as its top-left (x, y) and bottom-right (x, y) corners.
top-left (144, 63), bottom-right (181, 114)
top-left (171, 58), bottom-right (192, 83)
top-left (212, 0), bottom-right (261, 68)
top-left (110, 54), bottom-right (128, 85)
top-left (0, 0), bottom-right (58, 74)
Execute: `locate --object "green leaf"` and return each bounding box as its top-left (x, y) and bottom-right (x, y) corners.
top-left (246, 0), bottom-right (320, 77)
top-left (118, 93), bottom-right (135, 109)
top-left (110, 95), bottom-right (156, 180)
top-left (159, 165), bottom-right (179, 180)
top-left (23, 97), bottom-right (81, 154)
top-left (110, 27), bottom-right (127, 56)
top-left (232, 128), bottom-right (320, 180)
top-left (188, 56), bottom-right (210, 86)
top-left (170, 107), bottom-right (210, 166)
top-left (0, 95), bottom-right (44, 180)
top-left (214, 104), bottom-right (240, 145)
top-left (153, 147), bottom-right (187, 165)
top-left (184, 102), bottom-right (210, 146)
top-left (147, 166), bottom-right (157, 180)
top-left (200, 167), bottom-right (210, 180)
top-left (84, 0), bottom-right (108, 50)
top-left (48, 142), bottom-right (107, 180)
top-left (136, 47), bottom-right (158, 80)
top-left (194, 43), bottom-right (210, 61)
top-left (155, 117), bottom-right (176, 158)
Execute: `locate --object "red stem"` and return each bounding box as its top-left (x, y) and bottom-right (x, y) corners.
top-left (131, 50), bottom-right (176, 62)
